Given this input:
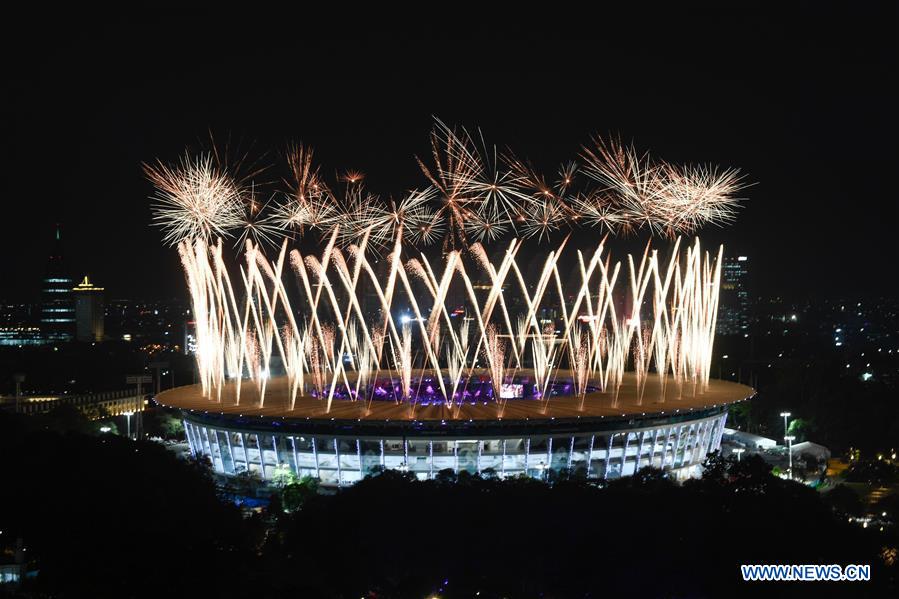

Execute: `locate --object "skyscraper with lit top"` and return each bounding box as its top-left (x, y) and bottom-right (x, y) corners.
top-left (718, 255), bottom-right (750, 336)
top-left (41, 225), bottom-right (75, 341)
top-left (73, 276), bottom-right (105, 342)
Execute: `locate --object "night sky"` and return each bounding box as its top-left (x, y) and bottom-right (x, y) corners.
top-left (4, 4), bottom-right (896, 302)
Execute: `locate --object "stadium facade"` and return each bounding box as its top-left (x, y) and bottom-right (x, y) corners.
top-left (159, 375), bottom-right (753, 486)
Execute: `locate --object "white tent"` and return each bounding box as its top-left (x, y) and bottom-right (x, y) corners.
top-left (723, 428), bottom-right (778, 450)
top-left (789, 441), bottom-right (831, 461)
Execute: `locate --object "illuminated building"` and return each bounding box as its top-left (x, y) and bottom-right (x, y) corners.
top-left (73, 276), bottom-right (105, 342)
top-left (718, 255), bottom-right (750, 336)
top-left (0, 389), bottom-right (146, 417)
top-left (40, 225), bottom-right (75, 341)
top-left (156, 235), bottom-right (755, 487)
top-left (159, 374), bottom-right (753, 486)
top-left (0, 327), bottom-right (45, 347)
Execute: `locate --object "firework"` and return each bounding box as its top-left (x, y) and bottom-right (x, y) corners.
top-left (235, 186), bottom-right (283, 248)
top-left (483, 324), bottom-right (507, 402)
top-left (152, 123), bottom-right (741, 414)
top-left (579, 136), bottom-right (746, 237)
top-left (145, 153), bottom-right (244, 246)
top-left (571, 326), bottom-right (590, 410)
top-left (518, 196), bottom-right (567, 241)
top-left (149, 122), bottom-right (746, 250)
top-left (176, 234), bottom-right (722, 414)
top-left (274, 144), bottom-right (336, 235)
top-left (414, 121), bottom-right (483, 249)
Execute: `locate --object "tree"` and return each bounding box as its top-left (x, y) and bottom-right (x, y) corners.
top-left (282, 476), bottom-right (320, 512)
top-left (365, 464), bottom-right (385, 477)
top-left (222, 469), bottom-right (263, 500)
top-left (143, 409), bottom-right (185, 439)
top-left (42, 403), bottom-right (95, 435)
top-left (97, 420), bottom-right (119, 435)
top-left (787, 417), bottom-right (814, 441)
top-left (822, 484), bottom-right (863, 517)
top-left (614, 466), bottom-right (673, 490)
top-left (548, 467), bottom-right (572, 483)
top-left (271, 463), bottom-right (299, 488)
top-left (434, 468), bottom-right (457, 485)
top-left (480, 467), bottom-right (499, 481)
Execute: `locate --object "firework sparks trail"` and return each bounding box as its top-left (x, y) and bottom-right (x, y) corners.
top-left (151, 125), bottom-right (739, 416)
top-left (571, 327), bottom-right (590, 411)
top-left (175, 235), bottom-right (723, 415)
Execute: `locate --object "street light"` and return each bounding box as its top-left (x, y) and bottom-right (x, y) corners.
top-left (780, 411), bottom-right (791, 439)
top-left (13, 374), bottom-right (25, 414)
top-left (733, 448), bottom-right (745, 462)
top-left (784, 435), bottom-right (796, 479)
top-left (124, 411), bottom-right (135, 440)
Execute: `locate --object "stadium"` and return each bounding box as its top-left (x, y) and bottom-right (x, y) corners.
top-left (158, 372), bottom-right (753, 486)
top-left (148, 124), bottom-right (753, 486)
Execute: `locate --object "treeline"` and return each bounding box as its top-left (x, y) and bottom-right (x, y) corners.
top-left (728, 356), bottom-right (898, 455)
top-left (0, 410), bottom-right (896, 598)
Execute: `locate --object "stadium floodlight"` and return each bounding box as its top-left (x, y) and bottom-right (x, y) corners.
top-left (780, 412), bottom-right (791, 438)
top-left (124, 411), bottom-right (135, 439)
top-left (784, 435), bottom-right (796, 478)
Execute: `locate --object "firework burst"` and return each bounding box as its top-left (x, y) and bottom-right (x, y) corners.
top-left (274, 144), bottom-right (336, 236)
top-left (148, 121), bottom-right (747, 250)
top-left (235, 185), bottom-right (283, 248)
top-left (145, 153), bottom-right (244, 246)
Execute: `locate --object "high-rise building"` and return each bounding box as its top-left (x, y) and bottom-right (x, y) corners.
top-left (73, 276), bottom-right (105, 342)
top-left (41, 225), bottom-right (75, 341)
top-left (718, 255), bottom-right (750, 336)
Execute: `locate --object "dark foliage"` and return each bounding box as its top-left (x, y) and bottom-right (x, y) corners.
top-left (1, 413), bottom-right (895, 598)
top-left (0, 412), bottom-right (253, 598)
top-left (263, 456), bottom-right (896, 597)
